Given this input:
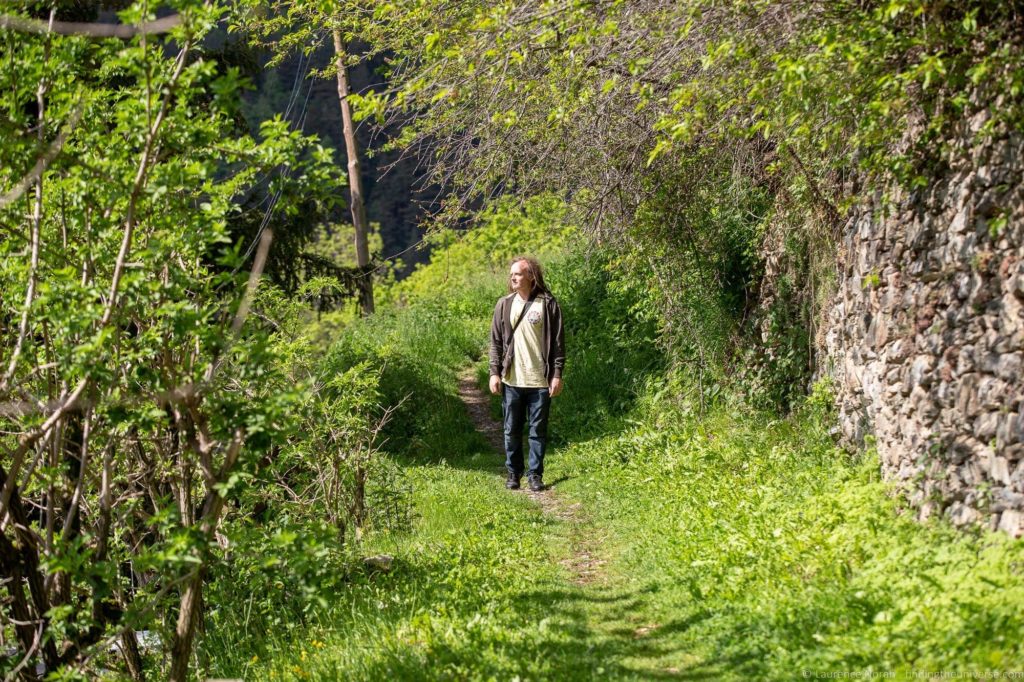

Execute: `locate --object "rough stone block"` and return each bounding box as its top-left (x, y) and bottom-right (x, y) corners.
top-left (974, 411), bottom-right (1000, 441)
top-left (867, 314), bottom-right (889, 349)
top-left (935, 380), bottom-right (956, 405)
top-left (884, 375), bottom-right (903, 400)
top-left (845, 356), bottom-right (863, 392)
top-left (863, 371), bottom-right (883, 402)
top-left (896, 456), bottom-right (920, 480)
top-left (956, 373), bottom-right (980, 415)
top-left (908, 354), bottom-right (935, 390)
top-left (1012, 460), bottom-right (1024, 486)
top-left (956, 345), bottom-right (977, 375)
top-left (948, 502), bottom-right (979, 525)
top-left (910, 385), bottom-right (939, 424)
top-left (997, 510), bottom-right (1024, 538)
top-left (949, 208), bottom-right (969, 234)
top-left (887, 339), bottom-right (911, 364)
top-left (978, 351), bottom-right (1001, 374)
top-left (991, 488), bottom-right (1024, 512)
top-left (977, 376), bottom-right (1008, 410)
top-left (958, 232), bottom-right (978, 260)
top-left (955, 272), bottom-right (971, 300)
top-left (1009, 269), bottom-right (1024, 302)
top-left (950, 436), bottom-right (976, 465)
top-left (996, 352), bottom-right (1022, 382)
top-left (991, 456), bottom-right (1012, 485)
top-left (1004, 443), bottom-right (1024, 462)
top-left (998, 310), bottom-right (1024, 348)
top-left (959, 460), bottom-right (984, 485)
top-left (996, 413), bottom-right (1020, 447)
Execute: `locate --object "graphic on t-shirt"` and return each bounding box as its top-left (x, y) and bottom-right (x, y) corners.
top-left (526, 309), bottom-right (542, 325)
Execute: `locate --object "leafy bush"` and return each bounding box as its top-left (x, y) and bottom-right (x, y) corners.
top-left (0, 4), bottom-right (349, 678)
top-left (544, 247), bottom-right (665, 439)
top-left (384, 194), bottom-right (573, 307)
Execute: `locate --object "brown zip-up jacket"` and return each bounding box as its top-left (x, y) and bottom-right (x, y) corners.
top-left (489, 290), bottom-right (565, 383)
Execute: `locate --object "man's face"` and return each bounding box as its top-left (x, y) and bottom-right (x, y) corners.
top-left (510, 260), bottom-right (531, 292)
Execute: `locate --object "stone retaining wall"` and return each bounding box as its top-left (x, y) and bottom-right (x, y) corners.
top-left (821, 121), bottom-right (1024, 536)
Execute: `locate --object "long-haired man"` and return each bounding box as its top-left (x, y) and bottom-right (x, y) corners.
top-left (488, 256), bottom-right (565, 492)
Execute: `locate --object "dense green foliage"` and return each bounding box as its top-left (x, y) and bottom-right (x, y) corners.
top-left (0, 3), bottom-right (368, 678)
top-left (352, 0), bottom-right (1024, 409)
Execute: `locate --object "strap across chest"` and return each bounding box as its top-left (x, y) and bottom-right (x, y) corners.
top-left (508, 292), bottom-right (538, 336)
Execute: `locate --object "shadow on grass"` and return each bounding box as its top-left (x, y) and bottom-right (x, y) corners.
top-left (379, 362), bottom-right (503, 476)
top-left (341, 579), bottom-right (742, 681)
top-left (543, 475), bottom-right (572, 489)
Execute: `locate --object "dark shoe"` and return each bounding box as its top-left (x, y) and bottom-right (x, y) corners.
top-left (505, 473), bottom-right (521, 490)
top-left (528, 475), bottom-right (544, 492)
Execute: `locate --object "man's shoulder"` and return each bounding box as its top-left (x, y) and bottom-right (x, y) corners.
top-left (494, 293), bottom-right (515, 310)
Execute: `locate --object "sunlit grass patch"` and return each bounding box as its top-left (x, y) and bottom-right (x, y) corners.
top-left (237, 459), bottom-right (590, 681)
top-left (551, 395), bottom-right (1024, 680)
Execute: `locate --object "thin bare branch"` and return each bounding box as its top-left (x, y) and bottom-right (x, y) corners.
top-left (0, 13), bottom-right (180, 38)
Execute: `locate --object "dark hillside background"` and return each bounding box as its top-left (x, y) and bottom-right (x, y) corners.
top-left (239, 39), bottom-right (431, 277)
top-left (94, 5), bottom-right (430, 283)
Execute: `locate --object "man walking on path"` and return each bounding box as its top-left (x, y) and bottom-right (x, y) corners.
top-left (489, 256), bottom-right (565, 492)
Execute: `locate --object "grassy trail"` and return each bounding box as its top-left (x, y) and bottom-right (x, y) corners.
top-left (451, 370), bottom-right (720, 679)
top-left (455, 370), bottom-right (606, 588)
top-left (245, 364), bottom-right (695, 681)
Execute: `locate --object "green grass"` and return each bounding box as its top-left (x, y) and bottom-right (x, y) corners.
top-left (215, 396), bottom-right (601, 681)
top-left (206, 357), bottom-right (1024, 680)
top-left (552, 396), bottom-right (1024, 679)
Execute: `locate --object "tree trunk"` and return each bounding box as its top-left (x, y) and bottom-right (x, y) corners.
top-left (332, 30), bottom-right (374, 316)
top-left (352, 462), bottom-right (366, 530)
top-left (1, 464), bottom-right (60, 671)
top-left (119, 629), bottom-right (146, 682)
top-left (168, 568), bottom-right (205, 682)
top-left (168, 430), bottom-right (244, 682)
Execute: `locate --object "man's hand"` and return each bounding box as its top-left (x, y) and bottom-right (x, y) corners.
top-left (489, 375), bottom-right (502, 395)
top-left (549, 377), bottom-right (563, 398)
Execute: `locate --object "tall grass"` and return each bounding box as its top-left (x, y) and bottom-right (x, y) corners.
top-left (554, 383), bottom-right (1024, 678)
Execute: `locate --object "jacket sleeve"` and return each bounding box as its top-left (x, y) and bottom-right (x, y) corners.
top-left (489, 298), bottom-right (504, 377)
top-left (550, 298), bottom-right (565, 379)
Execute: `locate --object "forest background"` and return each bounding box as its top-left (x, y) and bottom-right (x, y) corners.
top-left (1, 0), bottom-right (1023, 680)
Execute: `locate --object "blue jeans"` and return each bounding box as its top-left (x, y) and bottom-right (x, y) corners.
top-left (503, 384), bottom-right (551, 478)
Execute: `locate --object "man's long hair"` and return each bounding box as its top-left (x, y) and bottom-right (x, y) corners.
top-left (508, 255), bottom-right (549, 295)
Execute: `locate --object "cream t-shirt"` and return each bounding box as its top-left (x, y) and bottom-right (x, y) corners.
top-left (504, 294), bottom-right (547, 388)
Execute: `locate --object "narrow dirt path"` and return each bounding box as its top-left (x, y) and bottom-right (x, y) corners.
top-left (456, 368), bottom-right (692, 678)
top-left (456, 368), bottom-right (606, 584)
